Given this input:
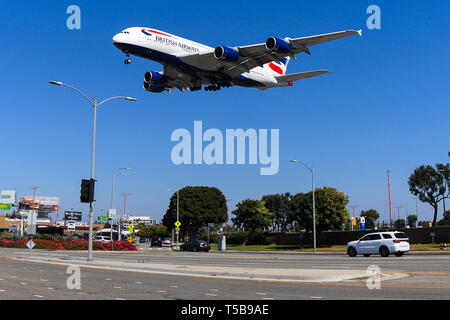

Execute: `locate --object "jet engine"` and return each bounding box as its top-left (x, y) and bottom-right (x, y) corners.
top-left (265, 37), bottom-right (291, 53)
top-left (214, 46), bottom-right (240, 62)
top-left (144, 71), bottom-right (164, 84)
top-left (143, 81), bottom-right (165, 93)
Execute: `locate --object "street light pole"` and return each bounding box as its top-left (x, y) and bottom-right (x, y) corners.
top-left (169, 188), bottom-right (180, 249)
top-left (49, 81), bottom-right (136, 261)
top-left (290, 160), bottom-right (316, 254)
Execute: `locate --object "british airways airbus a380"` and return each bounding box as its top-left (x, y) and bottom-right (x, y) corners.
top-left (112, 27), bottom-right (362, 93)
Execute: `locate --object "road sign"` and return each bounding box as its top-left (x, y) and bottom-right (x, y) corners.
top-left (175, 227), bottom-right (180, 231)
top-left (97, 216), bottom-right (109, 221)
top-left (27, 211), bottom-right (37, 235)
top-left (108, 208), bottom-right (117, 219)
top-left (128, 224), bottom-right (134, 233)
top-left (26, 240), bottom-right (35, 249)
top-left (127, 237), bottom-right (134, 243)
top-left (0, 204), bottom-right (11, 210)
top-left (360, 217), bottom-right (365, 224)
top-left (174, 221), bottom-right (181, 228)
top-left (67, 221), bottom-right (76, 232)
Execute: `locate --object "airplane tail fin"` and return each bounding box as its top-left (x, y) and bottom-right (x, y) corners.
top-left (267, 57), bottom-right (291, 76)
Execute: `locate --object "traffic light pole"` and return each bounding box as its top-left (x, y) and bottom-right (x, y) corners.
top-left (87, 98), bottom-right (97, 261)
top-left (49, 81), bottom-right (136, 262)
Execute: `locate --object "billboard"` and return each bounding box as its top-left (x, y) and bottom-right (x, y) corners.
top-left (64, 211), bottom-right (82, 221)
top-left (19, 196), bottom-right (60, 212)
top-left (0, 190), bottom-right (16, 205)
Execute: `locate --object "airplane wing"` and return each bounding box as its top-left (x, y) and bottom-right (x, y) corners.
top-left (180, 29), bottom-right (362, 79)
top-left (276, 70), bottom-right (332, 83)
top-left (162, 65), bottom-right (201, 92)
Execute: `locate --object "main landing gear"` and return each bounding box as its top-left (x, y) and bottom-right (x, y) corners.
top-left (204, 82), bottom-right (232, 91)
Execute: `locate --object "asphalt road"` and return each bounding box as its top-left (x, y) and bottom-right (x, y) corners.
top-left (0, 248), bottom-right (449, 300)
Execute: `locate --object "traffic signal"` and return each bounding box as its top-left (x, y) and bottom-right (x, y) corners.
top-left (80, 179), bottom-right (95, 203)
top-left (352, 216), bottom-right (357, 226)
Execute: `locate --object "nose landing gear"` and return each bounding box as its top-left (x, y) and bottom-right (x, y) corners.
top-left (124, 53), bottom-right (132, 64)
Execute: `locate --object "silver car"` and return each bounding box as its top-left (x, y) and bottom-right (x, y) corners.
top-left (347, 231), bottom-right (410, 257)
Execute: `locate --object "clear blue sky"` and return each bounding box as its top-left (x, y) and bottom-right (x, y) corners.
top-left (1, 0), bottom-right (449, 224)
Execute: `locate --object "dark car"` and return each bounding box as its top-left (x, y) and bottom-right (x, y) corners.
top-left (151, 236), bottom-right (162, 247)
top-left (180, 239), bottom-right (210, 252)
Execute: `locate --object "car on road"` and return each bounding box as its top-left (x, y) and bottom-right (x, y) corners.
top-left (162, 237), bottom-right (171, 246)
top-left (93, 235), bottom-right (111, 243)
top-left (346, 231), bottom-right (410, 257)
top-left (151, 236), bottom-right (162, 247)
top-left (180, 239), bottom-right (210, 252)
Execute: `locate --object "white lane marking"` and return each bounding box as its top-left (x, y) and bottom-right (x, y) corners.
top-left (135, 281), bottom-right (142, 284)
top-left (0, 279), bottom-right (3, 281)
top-left (310, 296), bottom-right (323, 299)
top-left (79, 292), bottom-right (86, 295)
top-left (20, 282), bottom-right (27, 285)
top-left (10, 276), bottom-right (17, 278)
top-left (33, 295), bottom-right (44, 298)
top-left (40, 279), bottom-right (48, 282)
top-left (256, 292), bottom-right (267, 295)
top-left (170, 285), bottom-right (178, 288)
top-left (113, 287), bottom-right (122, 289)
top-left (209, 289), bottom-right (219, 292)
top-left (262, 297), bottom-right (274, 300)
top-left (47, 287), bottom-right (54, 290)
top-left (115, 298), bottom-right (125, 300)
top-left (0, 290), bottom-right (5, 292)
top-left (205, 293), bottom-right (217, 297)
top-left (105, 279), bottom-right (112, 281)
top-left (157, 290), bottom-right (167, 293)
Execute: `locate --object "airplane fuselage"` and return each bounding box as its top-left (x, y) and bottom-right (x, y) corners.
top-left (113, 27), bottom-right (285, 90)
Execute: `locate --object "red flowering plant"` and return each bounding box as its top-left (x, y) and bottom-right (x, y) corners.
top-left (0, 239), bottom-right (137, 251)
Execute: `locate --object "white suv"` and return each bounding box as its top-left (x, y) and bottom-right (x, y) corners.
top-left (346, 231), bottom-right (410, 257)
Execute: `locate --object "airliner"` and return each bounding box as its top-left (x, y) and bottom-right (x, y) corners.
top-left (112, 27), bottom-right (362, 93)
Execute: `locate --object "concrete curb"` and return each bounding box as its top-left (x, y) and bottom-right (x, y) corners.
top-left (209, 250), bottom-right (450, 255)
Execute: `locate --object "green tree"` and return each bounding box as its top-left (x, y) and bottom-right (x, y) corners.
top-left (394, 219), bottom-right (406, 229)
top-left (261, 193), bottom-right (292, 232)
top-left (408, 164), bottom-right (449, 226)
top-left (407, 215), bottom-right (418, 227)
top-left (289, 187), bottom-right (350, 232)
top-left (360, 209), bottom-right (380, 230)
top-left (231, 199), bottom-right (273, 234)
top-left (438, 211), bottom-right (450, 226)
top-left (162, 186), bottom-right (228, 237)
top-left (418, 220), bottom-right (432, 227)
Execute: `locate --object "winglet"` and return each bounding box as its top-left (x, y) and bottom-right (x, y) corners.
top-left (357, 29), bottom-right (363, 37)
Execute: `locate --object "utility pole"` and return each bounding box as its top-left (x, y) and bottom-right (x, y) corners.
top-left (394, 206), bottom-right (402, 226)
top-left (30, 186), bottom-right (40, 201)
top-left (387, 170), bottom-right (393, 228)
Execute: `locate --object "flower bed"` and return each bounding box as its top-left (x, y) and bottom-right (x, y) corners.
top-left (0, 239), bottom-right (137, 251)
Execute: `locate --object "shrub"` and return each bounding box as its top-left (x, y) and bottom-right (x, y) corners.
top-left (0, 239), bottom-right (137, 251)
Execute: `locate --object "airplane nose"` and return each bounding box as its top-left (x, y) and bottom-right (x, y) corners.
top-left (112, 33), bottom-right (120, 43)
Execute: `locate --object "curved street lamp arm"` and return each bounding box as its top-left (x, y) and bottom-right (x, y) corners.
top-left (59, 83), bottom-right (95, 107)
top-left (291, 160), bottom-right (313, 172)
top-left (97, 96), bottom-right (130, 107)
